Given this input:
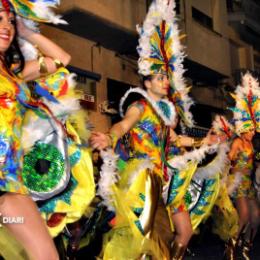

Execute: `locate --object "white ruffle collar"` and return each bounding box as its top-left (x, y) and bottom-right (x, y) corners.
top-left (119, 87), bottom-right (177, 126)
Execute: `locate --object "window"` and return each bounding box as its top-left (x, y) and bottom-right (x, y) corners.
top-left (192, 7), bottom-right (213, 30)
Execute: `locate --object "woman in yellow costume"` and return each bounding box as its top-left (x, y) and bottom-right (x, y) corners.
top-left (90, 1), bottom-right (227, 259)
top-left (223, 72), bottom-right (260, 260)
top-left (0, 0), bottom-right (70, 259)
top-left (0, 0), bottom-right (95, 259)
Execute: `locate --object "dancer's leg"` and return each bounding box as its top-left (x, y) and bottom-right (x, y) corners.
top-left (171, 211), bottom-right (192, 246)
top-left (0, 193), bottom-right (59, 260)
top-left (236, 197), bottom-right (250, 234)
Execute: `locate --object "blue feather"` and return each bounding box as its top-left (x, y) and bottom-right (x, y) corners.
top-left (34, 82), bottom-right (59, 103)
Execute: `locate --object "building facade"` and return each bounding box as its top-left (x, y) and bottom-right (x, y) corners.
top-left (42, 0), bottom-right (260, 130)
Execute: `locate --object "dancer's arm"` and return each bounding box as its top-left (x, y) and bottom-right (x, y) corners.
top-left (90, 105), bottom-right (142, 150)
top-left (170, 130), bottom-right (195, 147)
top-left (170, 128), bottom-right (226, 148)
top-left (228, 138), bottom-right (241, 161)
top-left (17, 18), bottom-right (71, 81)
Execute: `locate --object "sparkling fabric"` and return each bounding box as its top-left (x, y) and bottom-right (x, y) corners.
top-left (0, 68), bottom-right (30, 194)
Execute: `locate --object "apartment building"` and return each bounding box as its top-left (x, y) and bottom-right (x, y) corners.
top-left (42, 0), bottom-right (260, 130)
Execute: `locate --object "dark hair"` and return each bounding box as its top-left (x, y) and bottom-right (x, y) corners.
top-left (3, 14), bottom-right (25, 74)
top-left (140, 75), bottom-right (152, 89)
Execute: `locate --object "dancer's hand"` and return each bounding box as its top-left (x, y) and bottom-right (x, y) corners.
top-left (16, 16), bottom-right (36, 39)
top-left (90, 132), bottom-right (110, 150)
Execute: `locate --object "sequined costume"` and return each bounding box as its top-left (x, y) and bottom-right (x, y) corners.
top-left (0, 68), bottom-right (30, 194)
top-left (0, 0), bottom-right (94, 258)
top-left (0, 68), bottom-right (95, 258)
top-left (99, 0), bottom-right (226, 258)
top-left (99, 89), bottom-right (222, 259)
top-left (21, 68), bottom-right (95, 237)
top-left (128, 99), bottom-right (172, 177)
top-left (230, 145), bottom-right (255, 199)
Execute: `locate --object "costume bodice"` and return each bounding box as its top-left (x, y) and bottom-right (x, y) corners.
top-left (0, 67), bottom-right (31, 193)
top-left (232, 145), bottom-right (254, 172)
top-left (129, 99), bottom-right (168, 176)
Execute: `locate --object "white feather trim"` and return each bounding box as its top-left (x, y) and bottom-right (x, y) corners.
top-left (22, 95), bottom-right (80, 149)
top-left (67, 73), bottom-right (77, 90)
top-left (43, 97), bottom-right (81, 117)
top-left (127, 159), bottom-right (154, 188)
top-left (32, 2), bottom-right (67, 25)
top-left (119, 87), bottom-right (177, 126)
top-left (17, 17), bottom-right (40, 60)
top-left (22, 121), bottom-right (50, 150)
top-left (18, 38), bottom-right (38, 61)
top-left (167, 144), bottom-right (219, 172)
top-left (193, 143), bottom-right (230, 181)
top-left (97, 149), bottom-right (119, 211)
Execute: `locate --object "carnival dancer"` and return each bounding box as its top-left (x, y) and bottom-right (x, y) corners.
top-left (19, 56), bottom-right (95, 239)
top-left (182, 115), bottom-right (232, 234)
top-left (90, 1), bottom-right (226, 259)
top-left (208, 116), bottom-right (238, 240)
top-left (0, 0), bottom-right (72, 259)
top-left (224, 72), bottom-right (260, 260)
top-left (199, 116), bottom-right (240, 260)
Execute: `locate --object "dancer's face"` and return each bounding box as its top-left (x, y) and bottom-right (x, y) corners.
top-left (242, 129), bottom-right (255, 141)
top-left (144, 73), bottom-right (170, 100)
top-left (0, 11), bottom-right (15, 55)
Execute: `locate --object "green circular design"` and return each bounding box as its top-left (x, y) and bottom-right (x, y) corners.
top-left (184, 191), bottom-right (192, 206)
top-left (22, 143), bottom-right (65, 192)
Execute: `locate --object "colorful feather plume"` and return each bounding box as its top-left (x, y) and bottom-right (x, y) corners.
top-left (230, 72), bottom-right (260, 134)
top-left (11, 0), bottom-right (66, 24)
top-left (137, 0), bottom-right (194, 126)
top-left (0, 0), bottom-right (66, 24)
top-left (212, 115), bottom-right (234, 138)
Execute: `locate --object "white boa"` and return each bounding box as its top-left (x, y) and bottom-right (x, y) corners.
top-left (97, 149), bottom-right (119, 211)
top-left (193, 143), bottom-right (230, 181)
top-left (119, 87), bottom-right (177, 126)
top-left (167, 144), bottom-right (219, 173)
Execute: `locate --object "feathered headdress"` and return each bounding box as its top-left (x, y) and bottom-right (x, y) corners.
top-left (212, 115), bottom-right (234, 139)
top-left (0, 0), bottom-right (66, 24)
top-left (137, 0), bottom-right (194, 127)
top-left (230, 72), bottom-right (260, 134)
top-left (0, 0), bottom-right (66, 61)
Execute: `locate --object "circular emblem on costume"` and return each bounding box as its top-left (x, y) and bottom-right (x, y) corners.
top-left (22, 143), bottom-right (65, 193)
